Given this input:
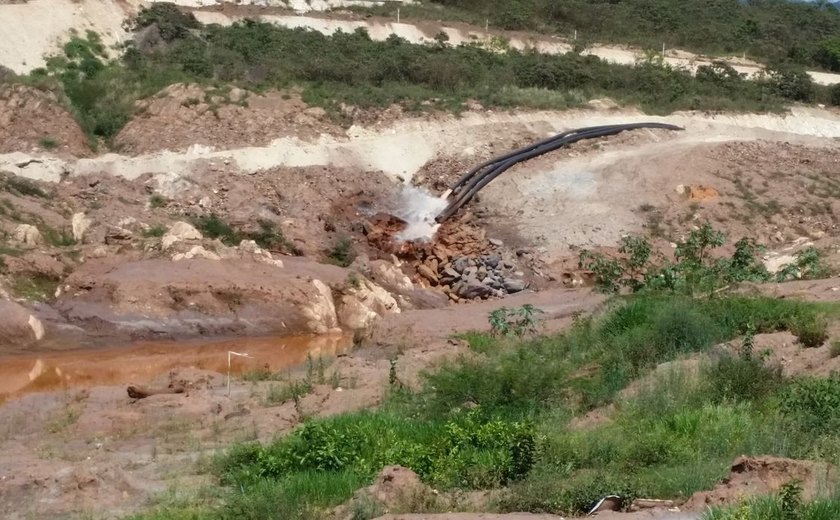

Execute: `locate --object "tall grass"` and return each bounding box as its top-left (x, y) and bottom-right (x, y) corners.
top-left (131, 294), bottom-right (840, 519)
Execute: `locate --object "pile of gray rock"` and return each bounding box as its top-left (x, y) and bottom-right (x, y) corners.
top-left (417, 252), bottom-right (527, 301)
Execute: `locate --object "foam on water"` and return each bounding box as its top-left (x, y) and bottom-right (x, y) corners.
top-left (394, 185), bottom-right (448, 242)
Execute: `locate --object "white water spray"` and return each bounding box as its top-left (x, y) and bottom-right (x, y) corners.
top-left (394, 185), bottom-right (448, 242)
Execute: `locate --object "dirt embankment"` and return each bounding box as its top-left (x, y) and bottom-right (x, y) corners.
top-left (114, 85), bottom-right (342, 155)
top-left (0, 84), bottom-right (92, 157)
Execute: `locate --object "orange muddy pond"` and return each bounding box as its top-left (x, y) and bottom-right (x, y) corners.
top-left (0, 334), bottom-right (352, 403)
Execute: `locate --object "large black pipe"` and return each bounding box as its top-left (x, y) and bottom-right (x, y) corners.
top-left (450, 124), bottom-right (619, 192)
top-left (436, 122), bottom-right (682, 222)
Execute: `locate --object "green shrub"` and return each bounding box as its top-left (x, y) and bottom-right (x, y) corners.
top-left (149, 194), bottom-right (168, 208)
top-left (221, 409), bottom-right (537, 491)
top-left (39, 136), bottom-right (58, 150)
top-left (791, 315), bottom-right (829, 349)
top-left (192, 214), bottom-right (239, 245)
top-left (580, 224), bottom-right (771, 295)
top-left (129, 3), bottom-right (200, 43)
top-left (831, 84), bottom-right (840, 107)
top-left (703, 330), bottom-right (785, 403)
top-left (488, 304), bottom-right (544, 337)
top-left (264, 381), bottom-right (313, 406)
top-left (142, 225), bottom-right (167, 238)
top-left (780, 376), bottom-right (840, 434)
top-left (2, 175), bottom-right (50, 198)
top-left (327, 236), bottom-right (355, 267)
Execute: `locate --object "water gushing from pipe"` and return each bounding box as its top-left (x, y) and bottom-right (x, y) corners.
top-left (394, 185), bottom-right (448, 242)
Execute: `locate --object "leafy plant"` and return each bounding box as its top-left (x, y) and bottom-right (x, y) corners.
top-left (149, 194), bottom-right (168, 208)
top-left (39, 136), bottom-right (58, 150)
top-left (192, 213), bottom-right (240, 245)
top-left (1, 175), bottom-right (50, 198)
top-left (781, 376), bottom-right (840, 434)
top-left (580, 224), bottom-right (771, 295)
top-left (704, 326), bottom-right (785, 403)
top-left (776, 247), bottom-right (831, 282)
top-left (142, 225), bottom-right (167, 238)
top-left (327, 236), bottom-right (355, 267)
top-left (790, 314), bottom-right (829, 348)
top-left (488, 304), bottom-right (544, 337)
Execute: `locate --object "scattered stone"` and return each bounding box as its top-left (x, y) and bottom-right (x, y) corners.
top-left (104, 226), bottom-right (133, 245)
top-left (452, 256), bottom-right (470, 273)
top-left (90, 246), bottom-right (109, 259)
top-left (456, 277), bottom-right (492, 299)
top-left (483, 253), bottom-right (501, 268)
top-left (416, 264), bottom-right (438, 285)
top-left (71, 212), bottom-right (92, 242)
top-left (503, 279), bottom-right (527, 293)
top-left (162, 221), bottom-right (202, 250)
top-left (0, 299), bottom-right (44, 347)
top-left (489, 238), bottom-right (503, 247)
top-left (12, 224), bottom-right (42, 245)
top-left (172, 246), bottom-right (221, 262)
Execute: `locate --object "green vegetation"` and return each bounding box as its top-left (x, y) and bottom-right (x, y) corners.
top-left (191, 214), bottom-right (296, 253)
top-left (38, 136), bottom-right (58, 150)
top-left (264, 381), bottom-right (313, 406)
top-left (488, 304), bottom-right (544, 337)
top-left (16, 5), bottom-right (835, 143)
top-left (326, 236), bottom-right (356, 267)
top-left (0, 174), bottom-right (51, 199)
top-left (149, 194), bottom-right (168, 208)
top-left (132, 289), bottom-right (840, 519)
top-left (142, 225), bottom-right (167, 238)
top-left (704, 481), bottom-right (840, 520)
top-left (580, 224), bottom-right (831, 295)
top-left (11, 273), bottom-right (60, 301)
top-left (356, 0), bottom-right (840, 72)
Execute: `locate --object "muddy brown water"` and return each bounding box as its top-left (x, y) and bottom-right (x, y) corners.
top-left (0, 333), bottom-right (352, 404)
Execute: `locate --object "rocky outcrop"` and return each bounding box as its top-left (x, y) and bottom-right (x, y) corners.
top-left (71, 212), bottom-right (91, 242)
top-left (0, 299), bottom-right (45, 349)
top-left (161, 222), bottom-right (202, 250)
top-left (337, 277), bottom-right (400, 331)
top-left (12, 224), bottom-right (42, 246)
top-left (51, 254), bottom-right (410, 339)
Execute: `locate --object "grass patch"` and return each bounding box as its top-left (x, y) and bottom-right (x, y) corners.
top-left (149, 194), bottom-right (168, 208)
top-left (192, 214), bottom-right (239, 245)
top-left (38, 136), bottom-right (59, 150)
top-left (131, 294), bottom-right (840, 519)
top-left (142, 225), bottom-right (167, 238)
top-left (11, 273), bottom-right (60, 301)
top-left (264, 381), bottom-right (313, 406)
top-left (1, 174), bottom-right (51, 199)
top-left (326, 236), bottom-right (355, 267)
top-left (41, 226), bottom-right (76, 247)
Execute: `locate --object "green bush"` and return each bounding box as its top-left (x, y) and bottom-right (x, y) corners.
top-left (703, 330), bottom-right (785, 404)
top-left (780, 376), bottom-right (840, 434)
top-left (327, 236), bottom-right (356, 267)
top-left (25, 15), bottom-right (801, 142)
top-left (580, 224), bottom-right (773, 296)
top-left (791, 315), bottom-right (829, 349)
top-left (192, 214), bottom-right (240, 245)
top-left (129, 3), bottom-right (200, 43)
top-left (831, 84), bottom-right (840, 107)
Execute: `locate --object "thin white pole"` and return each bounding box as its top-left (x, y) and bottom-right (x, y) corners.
top-left (397, 7), bottom-right (400, 24)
